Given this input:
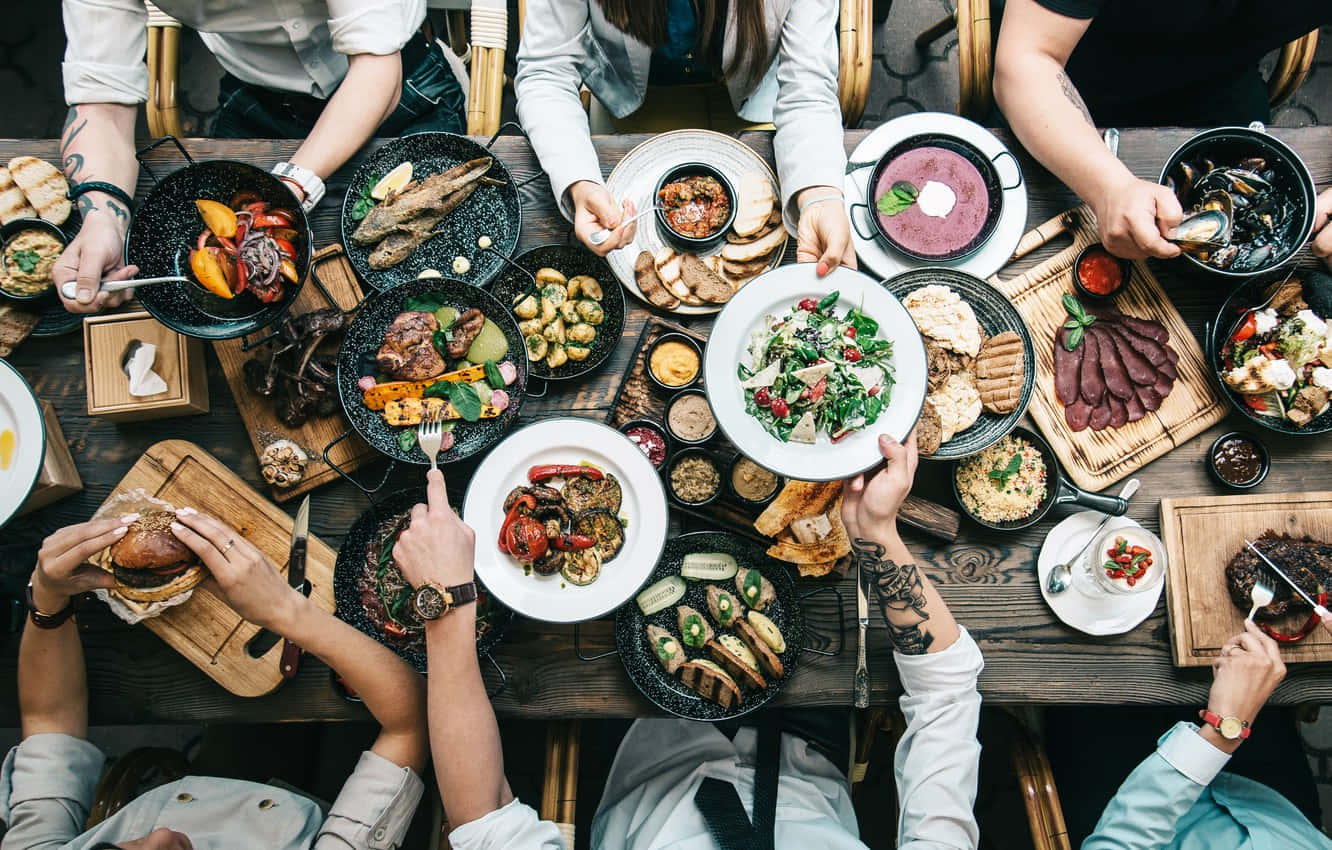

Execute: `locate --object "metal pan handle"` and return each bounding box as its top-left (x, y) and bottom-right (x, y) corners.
top-left (798, 585), bottom-right (845, 658)
top-left (844, 158), bottom-right (878, 175)
top-left (482, 651), bottom-right (508, 698)
top-left (1054, 477), bottom-right (1128, 516)
top-left (322, 428), bottom-right (396, 502)
top-left (485, 121), bottom-right (548, 190)
top-left (135, 136), bottom-right (194, 187)
top-left (573, 621), bottom-right (618, 662)
top-left (991, 149), bottom-right (1024, 192)
top-left (849, 203), bottom-right (877, 242)
top-left (525, 375), bottom-right (549, 399)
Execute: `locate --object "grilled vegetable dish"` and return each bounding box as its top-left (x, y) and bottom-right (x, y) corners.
top-left (188, 195), bottom-right (300, 302)
top-left (511, 267), bottom-right (607, 370)
top-left (498, 463), bottom-right (627, 586)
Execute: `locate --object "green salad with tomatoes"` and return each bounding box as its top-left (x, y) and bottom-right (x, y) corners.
top-left (736, 291), bottom-right (895, 443)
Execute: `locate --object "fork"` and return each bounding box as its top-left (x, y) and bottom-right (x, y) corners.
top-left (416, 409), bottom-right (445, 471)
top-left (1246, 571), bottom-right (1275, 622)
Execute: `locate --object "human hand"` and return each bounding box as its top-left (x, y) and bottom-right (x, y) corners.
top-left (841, 430), bottom-right (919, 545)
top-left (795, 187), bottom-right (857, 276)
top-left (1205, 620), bottom-right (1286, 748)
top-left (117, 828), bottom-right (194, 850)
top-left (1312, 187), bottom-right (1332, 269)
top-left (1089, 173), bottom-right (1183, 261)
top-left (570, 180), bottom-right (636, 257)
top-left (169, 509), bottom-right (303, 631)
top-left (32, 514), bottom-right (139, 608)
top-left (53, 212), bottom-right (138, 313)
top-left (393, 469), bottom-right (476, 590)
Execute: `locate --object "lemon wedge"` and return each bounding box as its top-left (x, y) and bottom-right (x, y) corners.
top-left (371, 162), bottom-right (413, 201)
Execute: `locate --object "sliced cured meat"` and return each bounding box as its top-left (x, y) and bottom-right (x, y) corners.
top-left (1159, 357), bottom-right (1178, 380)
top-left (1136, 384), bottom-right (1163, 412)
top-left (1089, 403), bottom-right (1112, 430)
top-left (1079, 333), bottom-right (1106, 406)
top-left (1124, 392), bottom-right (1146, 423)
top-left (1153, 374), bottom-right (1175, 399)
top-left (1091, 327), bottom-right (1134, 401)
top-left (1054, 327), bottom-right (1083, 405)
top-left (1102, 324), bottom-right (1157, 385)
top-left (1065, 398), bottom-right (1093, 431)
top-left (1106, 323), bottom-right (1168, 367)
top-left (1089, 307), bottom-right (1169, 344)
top-left (1108, 395), bottom-right (1128, 428)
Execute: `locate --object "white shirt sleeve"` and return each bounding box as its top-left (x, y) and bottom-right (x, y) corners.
top-left (0, 733), bottom-right (106, 850)
top-left (448, 797), bottom-right (566, 850)
top-left (325, 0), bottom-right (426, 57)
top-left (315, 751), bottom-right (425, 849)
top-left (892, 627), bottom-right (985, 850)
top-left (60, 0), bottom-right (149, 105)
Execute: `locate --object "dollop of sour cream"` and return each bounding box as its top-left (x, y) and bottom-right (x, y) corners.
top-left (916, 180), bottom-right (957, 218)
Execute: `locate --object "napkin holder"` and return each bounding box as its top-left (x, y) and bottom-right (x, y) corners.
top-left (19, 401), bottom-right (82, 515)
top-left (83, 311), bottom-right (208, 421)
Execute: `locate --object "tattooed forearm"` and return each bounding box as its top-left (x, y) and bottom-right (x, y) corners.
top-left (1055, 70), bottom-right (1094, 126)
top-left (76, 195), bottom-right (96, 218)
top-left (853, 538), bottom-right (933, 655)
top-left (61, 107), bottom-right (89, 180)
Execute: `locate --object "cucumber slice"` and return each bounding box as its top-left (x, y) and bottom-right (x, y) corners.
top-left (636, 575), bottom-right (686, 615)
top-left (747, 611), bottom-right (785, 653)
top-left (681, 552), bottom-right (739, 581)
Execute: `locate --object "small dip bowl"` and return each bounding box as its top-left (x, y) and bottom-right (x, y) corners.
top-left (1207, 430), bottom-right (1270, 490)
top-left (1072, 243), bottom-right (1130, 300)
top-left (646, 332), bottom-right (702, 392)
top-left (0, 218), bottom-right (67, 302)
top-left (619, 418), bottom-right (670, 470)
top-left (653, 162), bottom-right (737, 253)
top-left (727, 454), bottom-right (783, 507)
top-left (1088, 525), bottom-right (1166, 596)
top-left (666, 446), bottom-right (723, 507)
top-left (665, 388), bottom-right (717, 445)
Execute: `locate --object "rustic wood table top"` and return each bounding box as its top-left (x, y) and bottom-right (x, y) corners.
top-left (2, 127), bottom-right (1331, 725)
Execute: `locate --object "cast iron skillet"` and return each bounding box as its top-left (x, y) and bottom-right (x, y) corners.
top-left (340, 132), bottom-right (520, 291)
top-left (881, 267), bottom-right (1036, 459)
top-left (615, 530), bottom-right (805, 721)
top-left (486, 243), bottom-right (626, 390)
top-left (333, 487), bottom-right (514, 673)
top-left (337, 275), bottom-right (528, 465)
top-left (950, 426), bottom-right (1127, 532)
top-left (128, 138), bottom-right (309, 339)
top-left (1207, 269), bottom-right (1332, 436)
top-left (850, 133), bottom-right (1014, 262)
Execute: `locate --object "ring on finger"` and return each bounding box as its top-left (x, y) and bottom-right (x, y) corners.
top-left (222, 538), bottom-right (235, 554)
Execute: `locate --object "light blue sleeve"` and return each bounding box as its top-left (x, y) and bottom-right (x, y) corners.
top-left (1082, 722), bottom-right (1231, 850)
top-left (0, 733), bottom-right (105, 850)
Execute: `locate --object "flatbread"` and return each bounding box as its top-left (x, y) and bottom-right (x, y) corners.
top-left (754, 480), bottom-right (842, 537)
top-left (733, 172), bottom-right (776, 237)
top-left (765, 520), bottom-right (850, 563)
top-left (975, 331), bottom-right (1024, 414)
top-left (915, 400), bottom-right (943, 456)
top-left (721, 226), bottom-right (785, 263)
top-left (904, 285), bottom-right (982, 357)
top-left (9, 156), bottom-right (70, 225)
top-left (726, 222), bottom-right (778, 245)
top-left (0, 168), bottom-right (36, 224)
top-left (929, 373), bottom-right (982, 443)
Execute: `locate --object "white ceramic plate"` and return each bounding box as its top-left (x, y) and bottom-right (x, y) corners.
top-left (702, 264), bottom-right (928, 481)
top-left (1038, 512), bottom-right (1165, 636)
top-left (0, 359), bottom-right (45, 528)
top-left (463, 418), bottom-right (669, 623)
top-left (844, 112), bottom-right (1028, 281)
top-left (604, 129), bottom-right (786, 315)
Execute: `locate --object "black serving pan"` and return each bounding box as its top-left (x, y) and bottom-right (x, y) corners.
top-left (336, 275), bottom-right (527, 466)
top-left (333, 487), bottom-right (514, 674)
top-left (340, 132), bottom-right (520, 291)
top-left (951, 426), bottom-right (1127, 532)
top-left (128, 137), bottom-right (310, 340)
top-left (1206, 269), bottom-right (1332, 436)
top-left (486, 243), bottom-right (625, 390)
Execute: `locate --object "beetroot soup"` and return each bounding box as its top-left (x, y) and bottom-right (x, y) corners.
top-left (874, 146), bottom-right (989, 258)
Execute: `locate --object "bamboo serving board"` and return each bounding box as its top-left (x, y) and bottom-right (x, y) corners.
top-left (989, 206), bottom-right (1228, 491)
top-left (92, 440), bottom-right (337, 696)
top-left (212, 244), bottom-right (375, 501)
top-left (1160, 491), bottom-right (1332, 667)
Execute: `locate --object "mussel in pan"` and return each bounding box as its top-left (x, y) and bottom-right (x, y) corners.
top-left (1168, 155), bottom-right (1298, 274)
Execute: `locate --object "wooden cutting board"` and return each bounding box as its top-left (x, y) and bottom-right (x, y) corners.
top-left (212, 244), bottom-right (374, 502)
top-left (92, 440), bottom-right (337, 696)
top-left (1160, 491), bottom-right (1332, 667)
top-left (989, 206), bottom-right (1228, 491)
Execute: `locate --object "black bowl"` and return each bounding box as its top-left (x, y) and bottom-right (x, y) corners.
top-left (645, 332), bottom-right (703, 392)
top-left (128, 160), bottom-right (309, 339)
top-left (1071, 243), bottom-right (1131, 301)
top-left (0, 218), bottom-right (67, 302)
top-left (665, 446), bottom-right (724, 507)
top-left (1206, 431), bottom-right (1271, 490)
top-left (653, 162), bottom-right (737, 253)
top-left (618, 418), bottom-right (672, 470)
top-left (726, 453), bottom-right (783, 507)
top-left (336, 275), bottom-right (528, 465)
top-left (1207, 270), bottom-right (1332, 436)
top-left (664, 388), bottom-right (717, 446)
top-left (341, 132), bottom-right (520, 291)
top-left (487, 243), bottom-right (625, 382)
top-left (1159, 125), bottom-right (1316, 279)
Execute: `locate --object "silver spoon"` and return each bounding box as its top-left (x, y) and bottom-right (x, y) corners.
top-left (588, 205), bottom-right (661, 246)
top-left (60, 275), bottom-right (189, 301)
top-left (1047, 478), bottom-right (1141, 595)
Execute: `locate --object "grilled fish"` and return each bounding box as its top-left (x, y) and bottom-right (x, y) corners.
top-left (353, 156), bottom-right (492, 245)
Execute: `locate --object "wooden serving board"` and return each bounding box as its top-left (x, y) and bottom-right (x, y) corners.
top-left (212, 244), bottom-right (375, 502)
top-left (990, 206), bottom-right (1228, 491)
top-left (606, 317), bottom-right (960, 542)
top-left (1160, 491), bottom-right (1332, 667)
top-left (92, 440), bottom-right (338, 696)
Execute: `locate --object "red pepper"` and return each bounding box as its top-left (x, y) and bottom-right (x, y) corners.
top-left (1233, 313), bottom-right (1257, 342)
top-left (503, 517), bottom-right (549, 562)
top-left (497, 494), bottom-right (535, 553)
top-left (245, 201), bottom-right (268, 217)
top-left (807, 376), bottom-right (827, 403)
top-left (1260, 589), bottom-right (1328, 643)
top-left (527, 464), bottom-right (604, 483)
top-left (252, 213), bottom-right (292, 229)
top-left (1259, 342), bottom-right (1278, 358)
top-left (552, 533), bottom-right (596, 551)
top-left (215, 235), bottom-right (238, 256)
top-left (231, 191), bottom-right (263, 209)
top-left (273, 237), bottom-right (297, 258)
top-left (234, 256), bottom-right (248, 294)
top-left (1243, 394), bottom-right (1268, 413)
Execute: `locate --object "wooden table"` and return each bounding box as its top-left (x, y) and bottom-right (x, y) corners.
top-left (2, 128), bottom-right (1331, 725)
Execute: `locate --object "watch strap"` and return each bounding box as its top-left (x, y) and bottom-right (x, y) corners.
top-left (1199, 709), bottom-right (1252, 739)
top-left (271, 162), bottom-right (325, 212)
top-left (444, 582), bottom-right (477, 608)
top-left (25, 581), bottom-right (82, 629)
top-left (68, 181), bottom-right (134, 212)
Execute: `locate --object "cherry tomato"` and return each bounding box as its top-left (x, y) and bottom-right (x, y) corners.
top-left (798, 298), bottom-right (818, 312)
top-left (753, 387), bottom-right (772, 408)
top-left (1126, 576), bottom-right (1137, 587)
top-left (1233, 313), bottom-right (1257, 342)
top-left (844, 347), bottom-right (862, 363)
top-left (770, 398), bottom-right (790, 418)
top-left (807, 377), bottom-right (827, 403)
top-left (503, 517), bottom-right (549, 562)
top-left (845, 326), bottom-right (857, 339)
top-left (1243, 394), bottom-right (1268, 412)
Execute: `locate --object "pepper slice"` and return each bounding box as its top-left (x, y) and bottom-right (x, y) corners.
top-left (497, 494), bottom-right (535, 554)
top-left (1260, 588), bottom-right (1328, 643)
top-left (503, 516), bottom-right (549, 562)
top-left (527, 464), bottom-right (604, 483)
top-left (552, 533), bottom-right (596, 551)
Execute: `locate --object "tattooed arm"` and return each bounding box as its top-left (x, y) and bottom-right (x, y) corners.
top-left (993, 0), bottom-right (1182, 261)
top-left (52, 104), bottom-right (140, 313)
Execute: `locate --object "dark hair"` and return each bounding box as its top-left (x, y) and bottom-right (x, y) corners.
top-left (594, 0), bottom-right (770, 88)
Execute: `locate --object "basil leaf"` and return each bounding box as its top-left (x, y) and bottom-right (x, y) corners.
top-left (483, 360), bottom-right (505, 389)
top-left (446, 382), bottom-right (483, 422)
top-left (817, 291), bottom-right (840, 311)
top-left (404, 292), bottom-right (446, 313)
top-left (1064, 320), bottom-right (1082, 330)
top-left (1061, 293), bottom-right (1084, 321)
top-left (431, 329), bottom-right (450, 358)
top-left (875, 181), bottom-right (919, 217)
top-left (1066, 325), bottom-right (1085, 351)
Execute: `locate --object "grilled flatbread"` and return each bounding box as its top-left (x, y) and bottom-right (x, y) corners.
top-left (767, 207), bottom-right (783, 226)
top-left (915, 400), bottom-right (943, 456)
top-left (705, 638), bottom-right (766, 690)
top-left (721, 226), bottom-right (785, 263)
top-left (8, 157), bottom-right (69, 225)
top-left (634, 250), bottom-right (679, 309)
top-left (733, 619), bottom-right (784, 679)
top-left (725, 222), bottom-right (777, 245)
top-left (766, 526), bottom-right (850, 564)
top-left (929, 372), bottom-right (983, 442)
top-left (796, 558), bottom-right (840, 578)
top-left (678, 660), bottom-right (743, 708)
top-left (754, 480), bottom-right (842, 536)
top-left (0, 168), bottom-right (36, 224)
top-left (723, 254), bottom-right (774, 279)
top-left (975, 331), bottom-right (1024, 414)
top-left (733, 172), bottom-right (776, 237)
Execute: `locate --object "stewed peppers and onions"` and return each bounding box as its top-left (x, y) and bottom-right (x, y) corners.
top-left (188, 195), bottom-right (299, 302)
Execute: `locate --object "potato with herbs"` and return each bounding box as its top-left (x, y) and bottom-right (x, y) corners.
top-left (510, 267), bottom-right (608, 370)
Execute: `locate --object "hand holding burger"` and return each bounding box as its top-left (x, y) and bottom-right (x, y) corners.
top-left (100, 510), bottom-right (209, 602)
top-left (33, 515), bottom-right (140, 612)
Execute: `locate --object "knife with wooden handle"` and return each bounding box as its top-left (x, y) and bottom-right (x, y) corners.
top-left (279, 496), bottom-right (310, 680)
top-left (854, 557), bottom-right (870, 708)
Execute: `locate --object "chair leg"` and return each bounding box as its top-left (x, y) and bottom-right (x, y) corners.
top-left (542, 719), bottom-right (580, 849)
top-left (915, 12), bottom-right (958, 51)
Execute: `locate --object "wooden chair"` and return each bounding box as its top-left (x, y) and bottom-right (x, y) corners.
top-left (145, 2), bottom-right (184, 138)
top-left (1009, 715), bottom-right (1072, 850)
top-left (915, 1), bottom-right (1321, 121)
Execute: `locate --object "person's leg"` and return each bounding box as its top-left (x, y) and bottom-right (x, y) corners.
top-left (379, 38), bottom-right (466, 137)
top-left (210, 74), bottom-right (318, 139)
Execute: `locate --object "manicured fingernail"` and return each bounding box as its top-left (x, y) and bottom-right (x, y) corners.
top-left (112, 525), bottom-right (129, 536)
top-left (175, 507), bottom-right (196, 516)
top-left (817, 261), bottom-right (829, 276)
top-left (170, 522), bottom-right (184, 532)
top-left (119, 512), bottom-right (140, 523)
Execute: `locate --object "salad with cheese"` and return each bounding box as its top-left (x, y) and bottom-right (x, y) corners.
top-left (737, 291), bottom-right (895, 443)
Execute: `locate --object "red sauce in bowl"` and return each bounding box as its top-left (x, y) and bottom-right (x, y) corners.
top-left (624, 425), bottom-right (668, 467)
top-left (659, 176), bottom-right (730, 239)
top-left (1076, 246), bottom-right (1124, 296)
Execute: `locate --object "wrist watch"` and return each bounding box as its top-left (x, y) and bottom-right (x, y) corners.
top-left (24, 581), bottom-right (83, 630)
top-left (271, 162), bottom-right (325, 212)
top-left (410, 581), bottom-right (477, 621)
top-left (1199, 709), bottom-right (1252, 740)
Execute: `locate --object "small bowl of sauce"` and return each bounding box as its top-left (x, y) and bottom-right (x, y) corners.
top-left (1207, 431), bottom-right (1269, 490)
top-left (654, 163), bottom-right (736, 252)
top-left (666, 389), bottom-right (716, 445)
top-left (667, 447), bottom-right (722, 506)
top-left (619, 418), bottom-right (670, 469)
top-left (1073, 243), bottom-right (1130, 300)
top-left (728, 454), bottom-right (782, 506)
top-left (647, 333), bottom-right (701, 391)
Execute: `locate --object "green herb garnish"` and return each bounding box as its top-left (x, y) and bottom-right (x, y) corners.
top-left (350, 173), bottom-right (381, 221)
top-left (989, 453), bottom-right (1023, 488)
top-left (875, 181), bottom-right (918, 217)
top-left (483, 360), bottom-right (504, 389)
top-left (403, 292), bottom-right (447, 313)
top-left (816, 290), bottom-right (840, 311)
top-left (1062, 293), bottom-right (1097, 351)
top-left (11, 249), bottom-right (40, 274)
top-left (445, 381), bottom-right (483, 422)
top-left (396, 429), bottom-right (417, 454)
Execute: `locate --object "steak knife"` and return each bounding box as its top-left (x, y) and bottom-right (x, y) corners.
top-left (1244, 539), bottom-right (1332, 620)
top-left (854, 558), bottom-right (870, 709)
top-left (279, 496), bottom-right (311, 680)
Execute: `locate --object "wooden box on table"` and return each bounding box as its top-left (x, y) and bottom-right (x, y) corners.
top-left (18, 401), bottom-right (82, 515)
top-left (83, 311), bottom-right (209, 421)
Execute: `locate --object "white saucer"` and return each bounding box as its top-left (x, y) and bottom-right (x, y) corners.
top-left (843, 112), bottom-right (1028, 281)
top-left (1037, 512), bottom-right (1164, 636)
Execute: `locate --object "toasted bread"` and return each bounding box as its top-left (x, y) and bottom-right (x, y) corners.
top-left (634, 250), bottom-right (679, 309)
top-left (8, 157), bottom-right (69, 225)
top-left (975, 331), bottom-right (1024, 414)
top-left (705, 638), bottom-right (767, 691)
top-left (721, 226), bottom-right (785, 263)
top-left (725, 222), bottom-right (777, 245)
top-left (680, 253), bottom-right (732, 304)
top-left (0, 168), bottom-right (36, 224)
top-left (733, 619), bottom-right (784, 679)
top-left (732, 172), bottom-right (776, 237)
top-left (767, 207), bottom-right (783, 226)
top-left (722, 253), bottom-right (775, 279)
top-left (915, 399), bottom-right (943, 456)
top-left (754, 480), bottom-right (843, 536)
top-left (796, 558), bottom-right (840, 578)
top-left (678, 660), bottom-right (743, 708)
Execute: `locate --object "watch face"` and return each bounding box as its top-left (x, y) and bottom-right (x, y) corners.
top-left (413, 586), bottom-right (447, 620)
top-left (1219, 716), bottom-right (1245, 739)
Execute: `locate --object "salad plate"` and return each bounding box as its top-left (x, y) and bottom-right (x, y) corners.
top-left (702, 264), bottom-right (927, 481)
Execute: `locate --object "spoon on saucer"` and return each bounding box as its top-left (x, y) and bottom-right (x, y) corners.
top-left (1047, 478), bottom-right (1140, 595)
top-left (60, 276), bottom-right (189, 301)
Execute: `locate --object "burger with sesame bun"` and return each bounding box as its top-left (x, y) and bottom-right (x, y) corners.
top-left (98, 510), bottom-right (208, 602)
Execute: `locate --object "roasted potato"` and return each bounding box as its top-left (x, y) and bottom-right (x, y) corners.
top-left (546, 343), bottom-right (568, 369)
top-left (568, 322), bottom-right (596, 344)
top-left (567, 343), bottom-right (591, 362)
top-left (525, 334), bottom-right (548, 360)
top-left (576, 299), bottom-right (604, 325)
top-left (512, 293), bottom-right (539, 319)
top-left (539, 297), bottom-right (557, 325)
top-left (517, 317), bottom-right (544, 337)
top-left (541, 283), bottom-right (567, 308)
top-left (574, 276), bottom-right (603, 300)
top-left (542, 316), bottom-right (566, 344)
top-left (558, 300), bottom-right (580, 324)
top-left (535, 267), bottom-right (566, 286)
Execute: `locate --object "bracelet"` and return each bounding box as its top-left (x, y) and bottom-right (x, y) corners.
top-left (69, 181), bottom-right (134, 213)
top-left (798, 194), bottom-right (842, 219)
